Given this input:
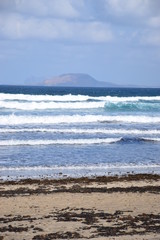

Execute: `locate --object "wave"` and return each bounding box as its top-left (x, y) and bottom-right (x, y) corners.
top-left (120, 137), bottom-right (160, 143)
top-left (0, 114), bottom-right (160, 125)
top-left (105, 101), bottom-right (160, 112)
top-left (141, 137), bottom-right (160, 142)
top-left (0, 93), bottom-right (90, 102)
top-left (0, 137), bottom-right (160, 146)
top-left (1, 93), bottom-right (160, 111)
top-left (1, 93), bottom-right (160, 103)
top-left (1, 100), bottom-right (160, 111)
top-left (0, 163), bottom-right (159, 171)
top-left (0, 138), bottom-right (121, 146)
top-left (1, 128), bottom-right (160, 135)
top-left (0, 100), bottom-right (104, 110)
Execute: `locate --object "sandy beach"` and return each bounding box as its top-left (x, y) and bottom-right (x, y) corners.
top-left (0, 174), bottom-right (160, 240)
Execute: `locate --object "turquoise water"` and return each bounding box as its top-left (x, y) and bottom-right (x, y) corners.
top-left (0, 86), bottom-right (160, 179)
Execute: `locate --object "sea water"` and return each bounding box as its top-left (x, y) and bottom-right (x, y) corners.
top-left (0, 85), bottom-right (160, 179)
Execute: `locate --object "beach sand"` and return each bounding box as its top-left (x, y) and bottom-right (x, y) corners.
top-left (0, 174), bottom-right (160, 240)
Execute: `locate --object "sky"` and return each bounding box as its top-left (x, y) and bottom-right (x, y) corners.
top-left (0, 0), bottom-right (160, 87)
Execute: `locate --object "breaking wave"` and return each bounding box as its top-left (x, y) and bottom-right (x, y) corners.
top-left (0, 138), bottom-right (121, 146)
top-left (0, 114), bottom-right (160, 125)
top-left (0, 93), bottom-right (160, 112)
top-left (1, 93), bottom-right (160, 102)
top-left (1, 128), bottom-right (160, 135)
top-left (1, 100), bottom-right (160, 111)
top-left (0, 100), bottom-right (104, 110)
top-left (0, 137), bottom-right (160, 146)
top-left (105, 101), bottom-right (160, 112)
top-left (1, 163), bottom-right (159, 171)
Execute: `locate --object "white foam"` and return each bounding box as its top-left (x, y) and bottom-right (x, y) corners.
top-left (0, 100), bottom-right (104, 110)
top-left (0, 163), bottom-right (159, 171)
top-left (0, 138), bottom-right (121, 146)
top-left (0, 93), bottom-right (89, 102)
top-left (103, 96), bottom-right (160, 102)
top-left (0, 114), bottom-right (160, 125)
top-left (1, 93), bottom-right (160, 102)
top-left (1, 128), bottom-right (160, 135)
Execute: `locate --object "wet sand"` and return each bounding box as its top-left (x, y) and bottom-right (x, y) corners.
top-left (0, 174), bottom-right (160, 240)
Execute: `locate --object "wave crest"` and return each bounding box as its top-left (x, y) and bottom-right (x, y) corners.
top-left (0, 114), bottom-right (160, 125)
top-left (105, 101), bottom-right (160, 112)
top-left (0, 128), bottom-right (160, 135)
top-left (0, 138), bottom-right (121, 146)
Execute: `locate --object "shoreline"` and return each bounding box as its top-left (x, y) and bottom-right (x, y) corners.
top-left (0, 174), bottom-right (160, 239)
top-left (0, 172), bottom-right (160, 184)
top-left (1, 166), bottom-right (160, 181)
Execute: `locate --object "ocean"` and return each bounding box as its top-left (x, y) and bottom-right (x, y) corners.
top-left (0, 85), bottom-right (160, 180)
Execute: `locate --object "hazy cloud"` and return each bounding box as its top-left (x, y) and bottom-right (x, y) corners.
top-left (0, 0), bottom-right (82, 18)
top-left (148, 16), bottom-right (160, 28)
top-left (102, 0), bottom-right (160, 46)
top-left (104, 0), bottom-right (160, 18)
top-left (0, 13), bottom-right (113, 42)
top-left (105, 0), bottom-right (150, 17)
top-left (0, 0), bottom-right (160, 46)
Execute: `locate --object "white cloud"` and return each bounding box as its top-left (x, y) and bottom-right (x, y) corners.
top-left (148, 16), bottom-right (160, 28)
top-left (105, 0), bottom-right (150, 16)
top-left (0, 0), bottom-right (83, 18)
top-left (0, 0), bottom-right (160, 47)
top-left (74, 22), bottom-right (113, 42)
top-left (103, 0), bottom-right (160, 47)
top-left (0, 13), bottom-right (113, 43)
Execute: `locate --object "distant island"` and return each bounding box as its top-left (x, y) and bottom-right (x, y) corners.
top-left (40, 73), bottom-right (118, 88)
top-left (26, 73), bottom-right (153, 88)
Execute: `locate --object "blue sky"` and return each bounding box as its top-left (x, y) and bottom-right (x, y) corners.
top-left (0, 0), bottom-right (160, 87)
